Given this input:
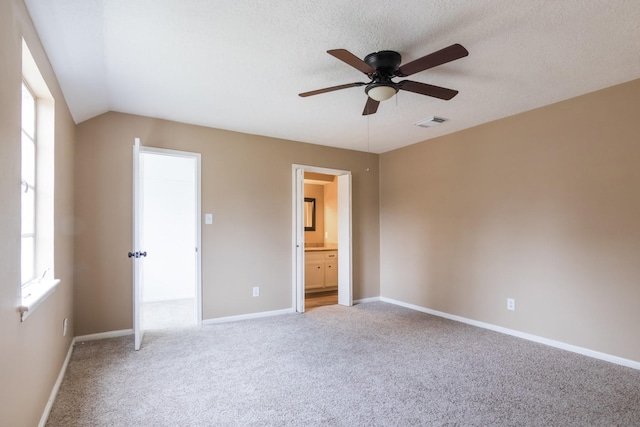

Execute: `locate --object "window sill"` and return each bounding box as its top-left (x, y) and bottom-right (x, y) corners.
top-left (19, 279), bottom-right (61, 322)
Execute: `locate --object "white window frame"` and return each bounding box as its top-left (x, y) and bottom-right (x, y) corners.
top-left (19, 39), bottom-right (59, 321)
top-left (21, 81), bottom-right (37, 285)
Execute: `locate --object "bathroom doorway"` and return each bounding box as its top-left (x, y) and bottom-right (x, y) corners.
top-left (292, 165), bottom-right (352, 313)
top-left (303, 172), bottom-right (339, 310)
top-left (139, 148), bottom-right (202, 329)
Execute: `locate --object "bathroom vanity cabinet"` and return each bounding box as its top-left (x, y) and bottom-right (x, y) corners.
top-left (304, 250), bottom-right (338, 292)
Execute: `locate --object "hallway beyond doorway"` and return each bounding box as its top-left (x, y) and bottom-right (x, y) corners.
top-left (143, 298), bottom-right (196, 329)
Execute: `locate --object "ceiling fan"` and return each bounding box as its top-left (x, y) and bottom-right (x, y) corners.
top-left (299, 44), bottom-right (469, 115)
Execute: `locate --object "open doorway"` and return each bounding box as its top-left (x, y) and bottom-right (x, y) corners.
top-left (292, 165), bottom-right (352, 313)
top-left (139, 149), bottom-right (201, 329)
top-left (303, 173), bottom-right (339, 310)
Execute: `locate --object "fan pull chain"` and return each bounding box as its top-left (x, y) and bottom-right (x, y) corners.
top-left (366, 113), bottom-right (371, 172)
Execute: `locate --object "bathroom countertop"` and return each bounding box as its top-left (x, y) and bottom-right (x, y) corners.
top-left (304, 247), bottom-right (338, 252)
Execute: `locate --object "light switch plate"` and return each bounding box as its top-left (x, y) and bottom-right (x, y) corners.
top-left (205, 213), bottom-right (213, 224)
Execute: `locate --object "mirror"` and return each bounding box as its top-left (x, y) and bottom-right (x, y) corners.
top-left (304, 198), bottom-right (316, 231)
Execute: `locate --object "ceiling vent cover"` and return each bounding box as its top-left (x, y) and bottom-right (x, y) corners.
top-left (415, 116), bottom-right (448, 128)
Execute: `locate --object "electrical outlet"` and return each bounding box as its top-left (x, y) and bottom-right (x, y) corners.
top-left (253, 287), bottom-right (260, 297)
top-left (507, 298), bottom-right (515, 311)
top-left (63, 318), bottom-right (68, 336)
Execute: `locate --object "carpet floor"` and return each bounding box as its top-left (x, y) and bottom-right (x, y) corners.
top-left (46, 302), bottom-right (640, 426)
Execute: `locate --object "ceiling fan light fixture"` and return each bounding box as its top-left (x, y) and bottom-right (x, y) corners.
top-left (366, 84), bottom-right (398, 102)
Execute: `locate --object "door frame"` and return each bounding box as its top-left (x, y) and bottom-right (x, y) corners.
top-left (134, 142), bottom-right (203, 350)
top-left (133, 139), bottom-right (143, 350)
top-left (291, 164), bottom-right (352, 313)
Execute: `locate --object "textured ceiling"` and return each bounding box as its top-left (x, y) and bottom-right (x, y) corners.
top-left (24, 0), bottom-right (640, 153)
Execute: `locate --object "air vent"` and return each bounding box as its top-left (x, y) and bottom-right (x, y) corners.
top-left (414, 116), bottom-right (448, 128)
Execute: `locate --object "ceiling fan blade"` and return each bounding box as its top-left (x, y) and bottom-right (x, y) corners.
top-left (398, 80), bottom-right (459, 100)
top-left (362, 97), bottom-right (380, 115)
top-left (299, 82), bottom-right (365, 97)
top-left (396, 44), bottom-right (469, 77)
top-left (328, 49), bottom-right (376, 75)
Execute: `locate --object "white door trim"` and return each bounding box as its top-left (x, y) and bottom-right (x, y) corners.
top-left (291, 164), bottom-right (353, 313)
top-left (337, 173), bottom-right (352, 306)
top-left (133, 139), bottom-right (144, 350)
top-left (293, 168), bottom-right (305, 312)
top-left (137, 144), bottom-right (203, 326)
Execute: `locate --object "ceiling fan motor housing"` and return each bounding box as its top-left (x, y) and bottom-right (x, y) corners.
top-left (363, 50), bottom-right (402, 75)
top-left (364, 51), bottom-right (402, 100)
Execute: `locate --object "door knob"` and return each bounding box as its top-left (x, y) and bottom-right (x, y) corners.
top-left (128, 251), bottom-right (147, 258)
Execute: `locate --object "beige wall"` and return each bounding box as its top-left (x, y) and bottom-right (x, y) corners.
top-left (74, 112), bottom-right (380, 334)
top-left (324, 177), bottom-right (338, 245)
top-left (0, 1), bottom-right (76, 425)
top-left (380, 79), bottom-right (640, 362)
top-left (303, 183), bottom-right (325, 244)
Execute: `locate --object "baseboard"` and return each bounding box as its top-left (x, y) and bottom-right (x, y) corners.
top-left (39, 337), bottom-right (75, 427)
top-left (142, 295), bottom-right (195, 303)
top-left (202, 308), bottom-right (294, 325)
top-left (75, 329), bottom-right (134, 342)
top-left (354, 296), bottom-right (380, 305)
top-left (380, 297), bottom-right (640, 371)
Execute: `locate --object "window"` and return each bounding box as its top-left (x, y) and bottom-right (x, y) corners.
top-left (21, 82), bottom-right (37, 284)
top-left (19, 39), bottom-right (58, 321)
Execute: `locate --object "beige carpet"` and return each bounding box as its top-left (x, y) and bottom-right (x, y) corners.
top-left (46, 302), bottom-right (640, 426)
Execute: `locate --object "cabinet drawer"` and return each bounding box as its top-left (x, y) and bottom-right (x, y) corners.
top-left (305, 252), bottom-right (325, 262)
top-left (324, 251), bottom-right (337, 260)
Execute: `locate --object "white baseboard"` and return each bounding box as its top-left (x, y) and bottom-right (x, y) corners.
top-left (142, 295), bottom-right (195, 303)
top-left (202, 308), bottom-right (294, 325)
top-left (354, 296), bottom-right (380, 305)
top-left (75, 329), bottom-right (133, 342)
top-left (39, 337), bottom-right (75, 427)
top-left (380, 297), bottom-right (640, 371)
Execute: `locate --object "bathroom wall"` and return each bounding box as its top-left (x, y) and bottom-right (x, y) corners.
top-left (303, 183), bottom-right (325, 245)
top-left (303, 173), bottom-right (338, 247)
top-left (324, 177), bottom-right (338, 246)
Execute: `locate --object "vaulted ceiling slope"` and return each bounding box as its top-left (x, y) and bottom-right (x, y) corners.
top-left (25, 0), bottom-right (640, 153)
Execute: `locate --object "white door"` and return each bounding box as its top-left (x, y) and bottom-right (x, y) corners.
top-left (294, 168), bottom-right (305, 312)
top-left (132, 141), bottom-right (202, 348)
top-left (337, 173), bottom-right (352, 307)
top-left (132, 138), bottom-right (145, 350)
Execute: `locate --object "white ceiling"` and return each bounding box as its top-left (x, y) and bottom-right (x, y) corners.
top-left (24, 0), bottom-right (640, 153)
